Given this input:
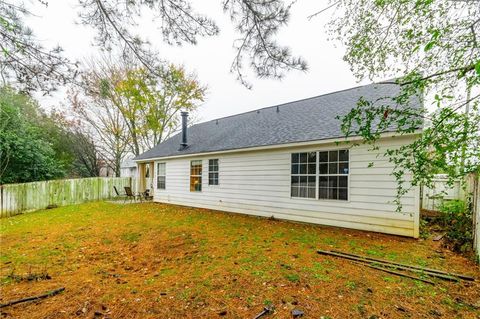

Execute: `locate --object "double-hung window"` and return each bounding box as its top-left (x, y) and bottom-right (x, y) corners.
top-left (318, 150), bottom-right (349, 200)
top-left (208, 159), bottom-right (219, 185)
top-left (291, 149), bottom-right (349, 201)
top-left (291, 152), bottom-right (316, 198)
top-left (190, 160), bottom-right (202, 192)
top-left (157, 163), bottom-right (166, 190)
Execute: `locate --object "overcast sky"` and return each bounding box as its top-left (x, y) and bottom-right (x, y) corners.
top-left (28, 0), bottom-right (370, 122)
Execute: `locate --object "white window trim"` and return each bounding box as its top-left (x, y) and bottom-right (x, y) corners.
top-left (290, 149), bottom-right (351, 202)
top-left (156, 162), bottom-right (166, 190)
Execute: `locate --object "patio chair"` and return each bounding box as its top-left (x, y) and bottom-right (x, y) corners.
top-left (113, 186), bottom-right (126, 199)
top-left (124, 186), bottom-right (141, 203)
top-left (140, 189), bottom-right (153, 201)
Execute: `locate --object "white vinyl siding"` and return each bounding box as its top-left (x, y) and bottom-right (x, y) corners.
top-left (153, 135), bottom-right (420, 237)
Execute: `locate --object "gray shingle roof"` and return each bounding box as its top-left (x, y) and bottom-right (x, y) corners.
top-left (120, 157), bottom-right (137, 168)
top-left (135, 82), bottom-right (421, 161)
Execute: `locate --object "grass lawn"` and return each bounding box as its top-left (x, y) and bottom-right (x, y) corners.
top-left (1, 202), bottom-right (479, 318)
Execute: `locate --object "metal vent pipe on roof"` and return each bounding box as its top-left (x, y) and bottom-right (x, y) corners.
top-left (181, 111), bottom-right (188, 147)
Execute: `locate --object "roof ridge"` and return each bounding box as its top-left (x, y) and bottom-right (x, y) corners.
top-left (133, 79), bottom-right (413, 161)
top-left (195, 80), bottom-right (398, 126)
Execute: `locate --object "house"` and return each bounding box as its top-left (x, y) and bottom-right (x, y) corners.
top-left (120, 158), bottom-right (138, 178)
top-left (98, 159), bottom-right (115, 177)
top-left (134, 83), bottom-right (422, 237)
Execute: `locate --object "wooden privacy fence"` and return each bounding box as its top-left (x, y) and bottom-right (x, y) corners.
top-left (0, 177), bottom-right (135, 218)
top-left (421, 175), bottom-right (464, 211)
top-left (474, 181), bottom-right (480, 263)
top-left (468, 174), bottom-right (480, 263)
top-left (420, 173), bottom-right (479, 262)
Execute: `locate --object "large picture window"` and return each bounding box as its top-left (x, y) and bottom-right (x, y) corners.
top-left (190, 160), bottom-right (202, 192)
top-left (291, 152), bottom-right (316, 198)
top-left (319, 150), bottom-right (349, 200)
top-left (290, 149), bottom-right (349, 201)
top-left (208, 159), bottom-right (219, 185)
top-left (157, 163), bottom-right (166, 190)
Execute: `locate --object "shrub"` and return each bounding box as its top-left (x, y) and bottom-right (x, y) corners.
top-left (439, 200), bottom-right (473, 252)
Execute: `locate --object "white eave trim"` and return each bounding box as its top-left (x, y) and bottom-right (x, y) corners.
top-left (134, 131), bottom-right (422, 163)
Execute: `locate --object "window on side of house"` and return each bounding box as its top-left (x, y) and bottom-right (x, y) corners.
top-left (318, 149), bottom-right (349, 200)
top-left (157, 163), bottom-right (166, 190)
top-left (208, 159), bottom-right (219, 185)
top-left (291, 152), bottom-right (316, 199)
top-left (190, 160), bottom-right (202, 192)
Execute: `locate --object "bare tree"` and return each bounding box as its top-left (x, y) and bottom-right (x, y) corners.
top-left (78, 55), bottom-right (205, 157)
top-left (68, 128), bottom-right (101, 177)
top-left (69, 85), bottom-right (130, 177)
top-left (69, 53), bottom-right (204, 174)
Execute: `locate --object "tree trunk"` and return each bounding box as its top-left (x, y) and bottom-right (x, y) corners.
top-left (130, 121), bottom-right (140, 156)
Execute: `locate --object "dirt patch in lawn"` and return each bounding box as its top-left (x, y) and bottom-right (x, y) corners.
top-left (1, 202), bottom-right (479, 318)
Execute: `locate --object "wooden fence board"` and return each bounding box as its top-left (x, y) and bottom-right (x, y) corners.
top-left (421, 176), bottom-right (463, 211)
top-left (469, 174), bottom-right (480, 263)
top-left (0, 177), bottom-right (134, 218)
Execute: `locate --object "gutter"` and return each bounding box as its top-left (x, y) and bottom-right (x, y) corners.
top-left (134, 131), bottom-right (422, 163)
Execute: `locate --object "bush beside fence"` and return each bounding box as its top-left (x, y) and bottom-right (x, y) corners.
top-left (422, 173), bottom-right (479, 262)
top-left (0, 177), bottom-right (135, 218)
top-left (421, 175), bottom-right (464, 211)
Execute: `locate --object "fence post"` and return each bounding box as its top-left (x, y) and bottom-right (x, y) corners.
top-left (0, 185), bottom-right (3, 218)
top-left (472, 173), bottom-right (480, 263)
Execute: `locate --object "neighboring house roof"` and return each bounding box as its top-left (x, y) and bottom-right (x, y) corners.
top-left (135, 82), bottom-right (422, 161)
top-left (120, 158), bottom-right (137, 168)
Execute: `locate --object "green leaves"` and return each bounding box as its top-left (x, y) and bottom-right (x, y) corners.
top-left (440, 200), bottom-right (473, 252)
top-left (423, 41), bottom-right (435, 52)
top-left (374, 0), bottom-right (388, 8)
top-left (339, 79), bottom-right (479, 213)
top-left (0, 87), bottom-right (67, 183)
top-left (99, 79), bottom-right (111, 98)
top-left (424, 28), bottom-right (440, 52)
top-left (80, 61), bottom-right (206, 157)
top-left (330, 0), bottom-right (480, 218)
